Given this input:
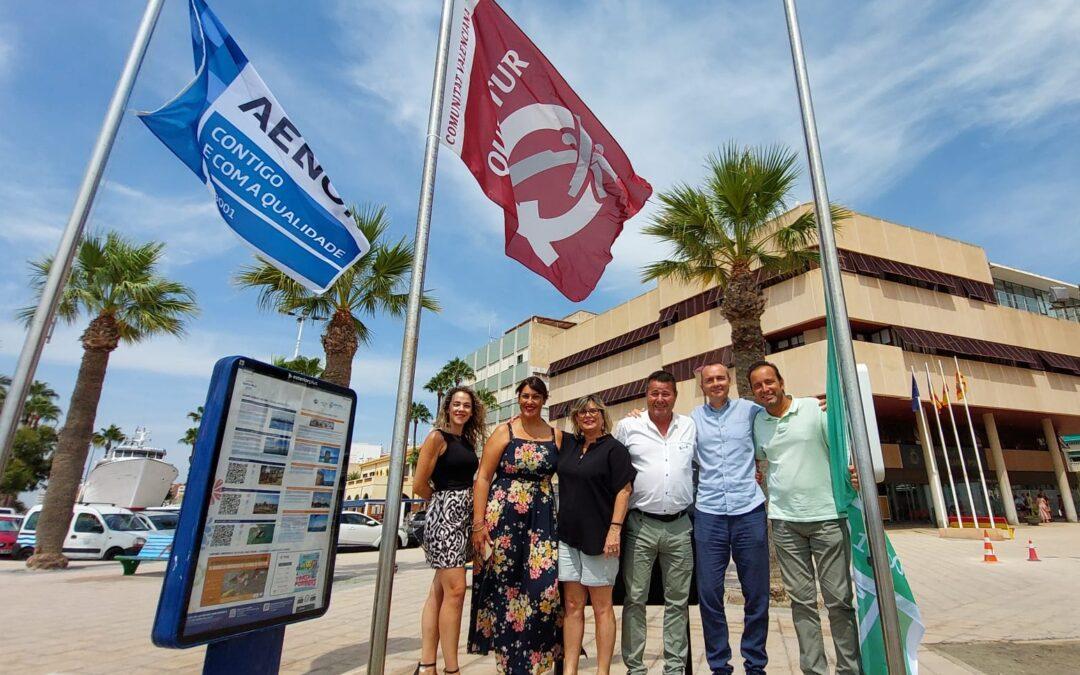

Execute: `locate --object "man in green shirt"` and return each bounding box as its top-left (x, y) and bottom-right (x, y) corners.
top-left (748, 361), bottom-right (860, 675)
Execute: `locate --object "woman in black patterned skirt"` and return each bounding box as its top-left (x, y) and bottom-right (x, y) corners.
top-left (412, 386), bottom-right (485, 675)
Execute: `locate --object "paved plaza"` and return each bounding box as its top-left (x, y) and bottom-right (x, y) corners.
top-left (1, 524), bottom-right (1078, 674)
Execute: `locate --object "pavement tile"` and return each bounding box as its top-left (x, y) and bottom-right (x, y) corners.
top-left (2, 523), bottom-right (1078, 673)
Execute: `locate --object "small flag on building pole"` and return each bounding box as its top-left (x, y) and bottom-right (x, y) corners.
top-left (953, 356), bottom-right (996, 527)
top-left (138, 0), bottom-right (370, 293)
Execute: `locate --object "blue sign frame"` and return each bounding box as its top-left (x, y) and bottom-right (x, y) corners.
top-left (152, 356), bottom-right (356, 648)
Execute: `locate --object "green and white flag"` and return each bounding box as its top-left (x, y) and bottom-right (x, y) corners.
top-left (825, 321), bottom-right (924, 674)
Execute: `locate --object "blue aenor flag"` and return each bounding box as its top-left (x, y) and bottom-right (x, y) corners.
top-left (910, 374), bottom-right (920, 413)
top-left (138, 0), bottom-right (369, 293)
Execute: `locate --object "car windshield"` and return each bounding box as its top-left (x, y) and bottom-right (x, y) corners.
top-left (103, 514), bottom-right (149, 531)
top-left (23, 512), bottom-right (39, 531)
top-left (148, 513), bottom-right (179, 530)
top-left (0, 520), bottom-right (19, 532)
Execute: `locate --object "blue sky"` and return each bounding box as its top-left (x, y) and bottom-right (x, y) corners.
top-left (1, 1), bottom-right (1077, 487)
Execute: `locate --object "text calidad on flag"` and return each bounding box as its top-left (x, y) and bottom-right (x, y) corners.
top-left (439, 0), bottom-right (652, 302)
top-left (138, 0), bottom-right (369, 294)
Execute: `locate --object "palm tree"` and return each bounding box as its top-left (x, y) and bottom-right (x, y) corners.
top-left (642, 143), bottom-right (848, 381)
top-left (641, 143), bottom-right (848, 601)
top-left (179, 406), bottom-right (204, 446)
top-left (235, 205), bottom-right (439, 388)
top-left (442, 358), bottom-right (475, 387)
top-left (409, 402), bottom-right (433, 452)
top-left (475, 387), bottom-right (499, 417)
top-left (20, 381), bottom-right (62, 429)
top-left (272, 355), bottom-right (324, 378)
top-left (19, 231), bottom-right (197, 569)
top-left (87, 424), bottom-right (126, 482)
top-left (423, 370), bottom-right (453, 412)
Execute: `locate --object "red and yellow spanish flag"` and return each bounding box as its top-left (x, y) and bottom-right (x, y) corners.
top-left (938, 382), bottom-right (950, 410)
top-left (955, 368), bottom-right (969, 401)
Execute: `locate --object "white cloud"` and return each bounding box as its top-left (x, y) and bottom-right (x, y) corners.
top-left (95, 181), bottom-right (238, 268)
top-left (332, 0), bottom-right (1080, 293)
top-left (0, 319), bottom-right (276, 379)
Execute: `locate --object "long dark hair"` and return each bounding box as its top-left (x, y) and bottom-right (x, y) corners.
top-left (435, 386), bottom-right (487, 449)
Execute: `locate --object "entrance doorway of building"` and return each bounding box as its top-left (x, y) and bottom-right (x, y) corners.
top-left (884, 483), bottom-right (933, 524)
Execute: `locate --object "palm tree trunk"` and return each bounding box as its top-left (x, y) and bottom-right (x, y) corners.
top-left (720, 264), bottom-right (788, 601)
top-left (320, 309), bottom-right (358, 388)
top-left (28, 316), bottom-right (117, 569)
top-left (412, 420), bottom-right (418, 450)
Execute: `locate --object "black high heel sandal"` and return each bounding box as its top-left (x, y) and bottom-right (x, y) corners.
top-left (414, 663), bottom-right (436, 675)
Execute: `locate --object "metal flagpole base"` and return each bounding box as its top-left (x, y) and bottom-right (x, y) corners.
top-left (203, 626), bottom-right (285, 675)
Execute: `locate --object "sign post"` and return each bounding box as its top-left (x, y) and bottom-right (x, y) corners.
top-left (152, 357), bottom-right (356, 674)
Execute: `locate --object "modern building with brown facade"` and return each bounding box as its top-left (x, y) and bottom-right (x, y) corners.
top-left (543, 206), bottom-right (1080, 527)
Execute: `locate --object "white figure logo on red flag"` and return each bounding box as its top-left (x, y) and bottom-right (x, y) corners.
top-left (439, 0), bottom-right (652, 301)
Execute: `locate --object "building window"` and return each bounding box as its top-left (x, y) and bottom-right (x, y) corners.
top-left (853, 327), bottom-right (893, 345)
top-left (994, 279), bottom-right (1078, 323)
top-left (766, 333), bottom-right (805, 354)
top-left (517, 353), bottom-right (524, 364)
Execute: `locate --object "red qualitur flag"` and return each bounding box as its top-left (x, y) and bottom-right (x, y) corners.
top-left (438, 0), bottom-right (652, 301)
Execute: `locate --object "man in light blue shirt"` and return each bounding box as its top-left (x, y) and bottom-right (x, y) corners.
top-left (690, 361), bottom-right (769, 675)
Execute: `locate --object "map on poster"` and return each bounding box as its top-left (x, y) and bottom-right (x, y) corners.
top-left (181, 365), bottom-right (352, 639)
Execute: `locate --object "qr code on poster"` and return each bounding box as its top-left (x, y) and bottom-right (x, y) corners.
top-left (218, 493), bottom-right (241, 515)
top-left (209, 524), bottom-right (235, 547)
top-left (224, 462), bottom-right (247, 484)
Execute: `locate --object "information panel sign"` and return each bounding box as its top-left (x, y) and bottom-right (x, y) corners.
top-left (153, 356), bottom-right (355, 647)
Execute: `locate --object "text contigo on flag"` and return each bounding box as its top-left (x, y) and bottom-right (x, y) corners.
top-left (138, 0), bottom-right (369, 294)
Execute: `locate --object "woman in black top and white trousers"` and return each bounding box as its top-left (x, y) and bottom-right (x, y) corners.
top-left (412, 386), bottom-right (485, 675)
top-left (557, 394), bottom-right (635, 675)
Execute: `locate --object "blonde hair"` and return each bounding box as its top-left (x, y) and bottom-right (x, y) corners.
top-left (569, 394), bottom-right (611, 435)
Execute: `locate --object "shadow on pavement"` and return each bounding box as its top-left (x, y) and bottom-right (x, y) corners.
top-left (931, 639), bottom-right (1080, 674)
top-left (305, 637), bottom-right (423, 674)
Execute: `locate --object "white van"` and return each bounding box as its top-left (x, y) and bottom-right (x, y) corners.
top-left (16, 504), bottom-right (149, 560)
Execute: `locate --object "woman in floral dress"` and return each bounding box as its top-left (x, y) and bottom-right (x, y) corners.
top-left (469, 377), bottom-right (564, 673)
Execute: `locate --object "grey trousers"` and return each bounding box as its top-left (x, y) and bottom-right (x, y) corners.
top-left (621, 510), bottom-right (694, 675)
top-left (772, 518), bottom-right (860, 675)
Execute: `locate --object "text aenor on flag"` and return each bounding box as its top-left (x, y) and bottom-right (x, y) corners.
top-left (437, 0), bottom-right (652, 302)
top-left (137, 0), bottom-right (369, 294)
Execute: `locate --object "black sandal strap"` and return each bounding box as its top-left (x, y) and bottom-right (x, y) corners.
top-left (444, 669), bottom-right (460, 674)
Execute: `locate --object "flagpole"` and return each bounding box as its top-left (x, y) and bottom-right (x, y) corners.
top-left (367, 0), bottom-right (457, 671)
top-left (0, 0), bottom-right (165, 481)
top-left (938, 360), bottom-right (981, 529)
top-left (781, 1), bottom-right (905, 670)
top-left (953, 356), bottom-right (996, 529)
top-left (912, 367), bottom-right (947, 529)
top-left (924, 363), bottom-right (963, 528)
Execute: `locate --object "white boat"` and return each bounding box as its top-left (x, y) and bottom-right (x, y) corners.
top-left (80, 427), bottom-right (179, 509)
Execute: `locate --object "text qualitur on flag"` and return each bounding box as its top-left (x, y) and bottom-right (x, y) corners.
top-left (438, 0), bottom-right (652, 302)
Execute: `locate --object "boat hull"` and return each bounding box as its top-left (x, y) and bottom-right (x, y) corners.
top-left (81, 458), bottom-right (179, 509)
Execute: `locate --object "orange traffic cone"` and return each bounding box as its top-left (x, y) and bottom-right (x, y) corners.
top-left (1027, 539), bottom-right (1041, 562)
top-left (982, 530), bottom-right (998, 563)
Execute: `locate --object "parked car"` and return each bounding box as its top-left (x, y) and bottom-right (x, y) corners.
top-left (136, 507), bottom-right (180, 535)
top-left (15, 504), bottom-right (149, 560)
top-left (337, 510), bottom-right (407, 550)
top-left (405, 509), bottom-right (426, 547)
top-left (0, 507), bottom-right (18, 515)
top-left (0, 515), bottom-right (20, 557)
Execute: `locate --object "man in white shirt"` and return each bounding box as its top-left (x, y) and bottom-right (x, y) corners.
top-left (613, 370), bottom-right (696, 675)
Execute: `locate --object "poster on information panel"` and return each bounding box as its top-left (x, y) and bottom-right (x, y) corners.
top-left (153, 357), bottom-right (356, 648)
